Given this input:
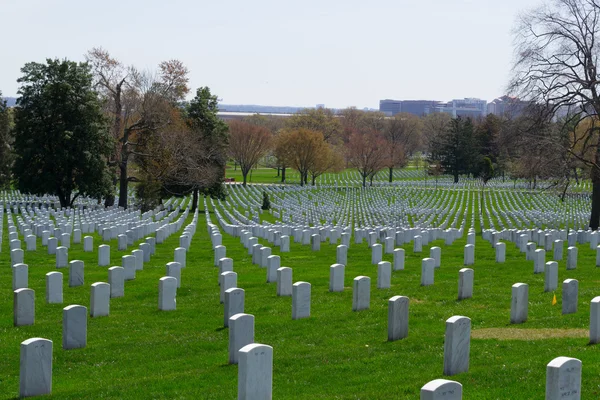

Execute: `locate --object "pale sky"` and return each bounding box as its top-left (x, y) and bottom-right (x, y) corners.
top-left (0, 0), bottom-right (542, 109)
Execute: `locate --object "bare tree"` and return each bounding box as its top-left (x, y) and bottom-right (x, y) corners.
top-left (228, 120), bottom-right (272, 186)
top-left (510, 0), bottom-right (600, 228)
top-left (384, 113), bottom-right (423, 182)
top-left (346, 130), bottom-right (387, 187)
top-left (86, 48), bottom-right (189, 208)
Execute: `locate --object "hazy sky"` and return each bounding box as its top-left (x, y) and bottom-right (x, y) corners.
top-left (0, 0), bottom-right (542, 109)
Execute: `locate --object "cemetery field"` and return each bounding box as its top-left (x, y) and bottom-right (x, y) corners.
top-left (2, 192), bottom-right (600, 399)
top-left (224, 166), bottom-right (432, 185)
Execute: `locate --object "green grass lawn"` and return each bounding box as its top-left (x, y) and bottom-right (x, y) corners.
top-left (1, 199), bottom-right (600, 399)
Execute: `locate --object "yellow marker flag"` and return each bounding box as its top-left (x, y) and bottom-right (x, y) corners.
top-left (552, 294), bottom-right (557, 306)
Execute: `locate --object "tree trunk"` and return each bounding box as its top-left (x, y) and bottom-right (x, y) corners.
top-left (453, 172), bottom-right (459, 183)
top-left (281, 167), bottom-right (286, 183)
top-left (242, 170), bottom-right (248, 186)
top-left (191, 188), bottom-right (199, 212)
top-left (118, 161), bottom-right (128, 209)
top-left (312, 175), bottom-right (316, 186)
top-left (57, 191), bottom-right (69, 209)
top-left (560, 179), bottom-right (570, 202)
top-left (388, 167), bottom-right (393, 183)
top-left (573, 167), bottom-right (579, 185)
top-left (277, 167), bottom-right (280, 177)
top-left (590, 164), bottom-right (600, 230)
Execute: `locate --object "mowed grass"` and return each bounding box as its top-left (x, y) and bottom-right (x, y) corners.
top-left (1, 201), bottom-right (600, 399)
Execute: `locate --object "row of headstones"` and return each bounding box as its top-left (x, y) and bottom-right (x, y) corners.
top-left (231, 310), bottom-right (581, 399)
top-left (12, 208), bottom-right (198, 325)
top-left (6, 200), bottom-right (184, 257)
top-left (14, 212), bottom-right (200, 397)
top-left (11, 295), bottom-right (586, 399)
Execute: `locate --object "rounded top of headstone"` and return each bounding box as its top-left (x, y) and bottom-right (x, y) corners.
top-left (230, 313), bottom-right (253, 322)
top-left (63, 304), bottom-right (86, 311)
top-left (421, 378), bottom-right (462, 393)
top-left (512, 282), bottom-right (528, 288)
top-left (547, 356), bottom-right (581, 368)
top-left (21, 337), bottom-right (52, 346)
top-left (446, 315), bottom-right (470, 324)
top-left (239, 343), bottom-right (273, 355)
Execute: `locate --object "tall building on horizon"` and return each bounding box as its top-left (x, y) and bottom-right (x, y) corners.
top-left (380, 98), bottom-right (488, 118)
top-left (379, 99), bottom-right (440, 117)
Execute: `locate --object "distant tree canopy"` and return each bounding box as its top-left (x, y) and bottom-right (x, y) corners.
top-left (12, 59), bottom-right (114, 207)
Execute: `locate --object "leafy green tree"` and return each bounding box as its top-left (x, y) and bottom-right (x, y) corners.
top-left (0, 91), bottom-right (13, 188)
top-left (180, 87), bottom-right (229, 210)
top-left (13, 59), bottom-right (113, 207)
top-left (430, 116), bottom-right (476, 183)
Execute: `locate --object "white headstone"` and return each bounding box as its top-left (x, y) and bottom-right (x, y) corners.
top-left (220, 271), bottom-right (238, 304)
top-left (393, 248), bottom-right (405, 271)
top-left (430, 246), bottom-right (441, 268)
top-left (464, 244), bottom-right (474, 266)
top-left (377, 261), bottom-right (391, 289)
top-left (277, 267), bottom-right (292, 297)
top-left (562, 279), bottom-right (578, 315)
top-left (224, 288), bottom-right (245, 327)
top-left (420, 379), bottom-right (462, 400)
top-left (14, 288), bottom-right (35, 326)
top-left (83, 236), bottom-right (93, 252)
top-left (45, 272), bottom-right (63, 304)
top-left (228, 313), bottom-right (254, 365)
top-left (337, 245), bottom-right (348, 266)
top-left (567, 246), bottom-right (577, 270)
top-left (388, 295), bottom-right (409, 342)
top-left (352, 276), bottom-right (370, 311)
top-left (12, 263), bottom-right (28, 291)
top-left (443, 315), bottom-right (471, 376)
top-left (19, 338), bottom-right (53, 397)
top-left (108, 266), bottom-right (124, 298)
top-left (590, 296), bottom-right (600, 344)
top-left (544, 262), bottom-right (558, 292)
top-left (292, 282), bottom-right (311, 320)
top-left (68, 260), bottom-right (84, 287)
top-left (166, 261), bottom-right (182, 288)
top-left (158, 276), bottom-right (177, 311)
top-left (458, 268), bottom-right (473, 300)
top-left (266, 255), bottom-right (280, 283)
top-left (545, 357), bottom-right (581, 400)
top-left (421, 258), bottom-right (435, 286)
top-left (238, 343), bottom-right (273, 400)
top-left (98, 244), bottom-right (110, 267)
top-left (510, 283), bottom-right (528, 324)
top-left (62, 305), bottom-right (87, 350)
top-left (90, 282), bottom-right (110, 317)
top-left (329, 263), bottom-right (345, 292)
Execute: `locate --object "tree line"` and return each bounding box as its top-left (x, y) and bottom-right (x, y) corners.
top-left (0, 49), bottom-right (228, 211)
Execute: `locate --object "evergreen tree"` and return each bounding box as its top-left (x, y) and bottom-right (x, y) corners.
top-left (13, 59), bottom-right (113, 207)
top-left (261, 192), bottom-right (271, 211)
top-left (430, 116), bottom-right (477, 183)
